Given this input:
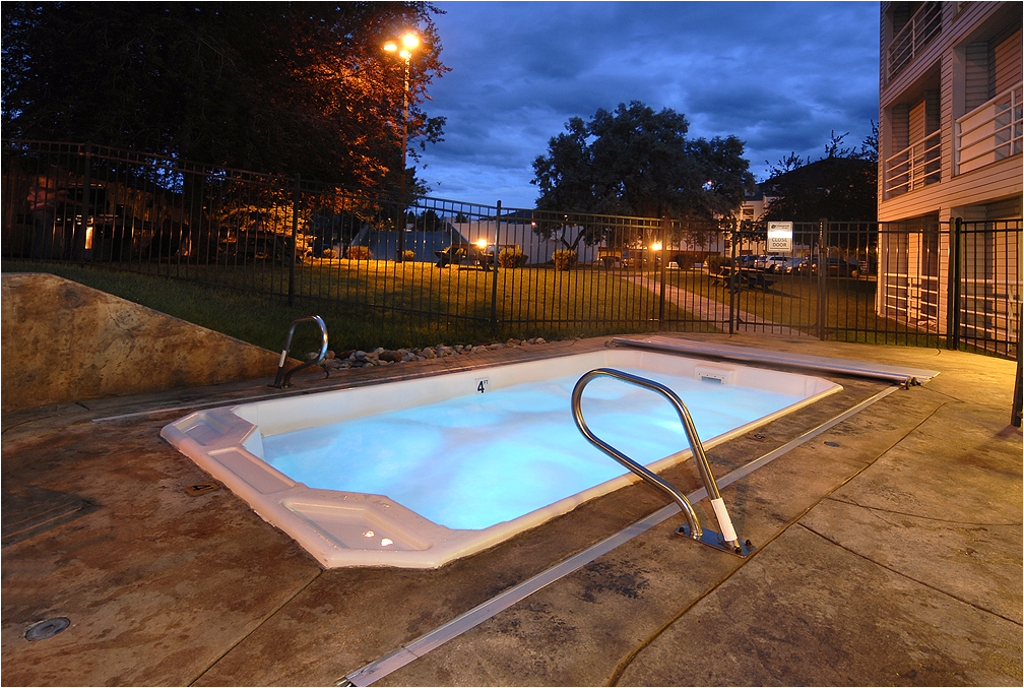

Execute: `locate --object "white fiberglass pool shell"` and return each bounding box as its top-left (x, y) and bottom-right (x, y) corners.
top-left (161, 349), bottom-right (841, 568)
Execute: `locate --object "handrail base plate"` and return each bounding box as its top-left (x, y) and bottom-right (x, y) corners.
top-left (676, 525), bottom-right (755, 558)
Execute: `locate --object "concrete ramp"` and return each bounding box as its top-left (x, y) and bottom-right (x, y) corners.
top-left (1, 272), bottom-right (282, 412)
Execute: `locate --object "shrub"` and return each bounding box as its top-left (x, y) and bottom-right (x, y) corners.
top-left (498, 247), bottom-right (528, 268)
top-left (402, 250), bottom-right (416, 262)
top-left (321, 248), bottom-right (335, 259)
top-left (552, 249), bottom-right (578, 272)
top-left (346, 245), bottom-right (372, 261)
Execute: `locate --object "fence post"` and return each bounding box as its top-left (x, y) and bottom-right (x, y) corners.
top-left (490, 200), bottom-right (501, 337)
top-left (728, 223), bottom-right (737, 335)
top-left (289, 174), bottom-right (300, 306)
top-left (816, 218), bottom-right (828, 340)
top-left (658, 216), bottom-right (668, 330)
top-left (945, 218), bottom-right (962, 350)
top-left (1013, 302), bottom-right (1022, 427)
top-left (77, 143), bottom-right (92, 265)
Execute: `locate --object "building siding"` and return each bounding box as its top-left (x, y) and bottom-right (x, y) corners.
top-left (965, 41), bottom-right (990, 109)
top-left (881, 2), bottom-right (1005, 105)
top-left (877, 1), bottom-right (1021, 339)
top-left (993, 28), bottom-right (1022, 94)
top-left (879, 1), bottom-right (1021, 222)
top-left (880, 156), bottom-right (1020, 221)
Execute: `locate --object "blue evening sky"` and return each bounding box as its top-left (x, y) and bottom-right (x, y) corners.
top-left (415, 1), bottom-right (880, 209)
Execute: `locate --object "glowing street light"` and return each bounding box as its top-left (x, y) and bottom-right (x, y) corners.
top-left (383, 32), bottom-right (420, 60)
top-left (383, 32), bottom-right (420, 262)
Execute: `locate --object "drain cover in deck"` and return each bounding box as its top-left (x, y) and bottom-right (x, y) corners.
top-left (24, 618), bottom-right (71, 647)
top-left (25, 617), bottom-right (71, 641)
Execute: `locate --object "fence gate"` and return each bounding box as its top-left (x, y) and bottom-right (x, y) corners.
top-left (948, 218), bottom-right (1022, 359)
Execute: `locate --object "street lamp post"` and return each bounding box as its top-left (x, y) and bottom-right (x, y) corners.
top-left (384, 32), bottom-right (419, 263)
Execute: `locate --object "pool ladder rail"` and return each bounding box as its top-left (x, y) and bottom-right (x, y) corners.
top-left (572, 368), bottom-right (755, 558)
top-left (271, 315), bottom-right (329, 388)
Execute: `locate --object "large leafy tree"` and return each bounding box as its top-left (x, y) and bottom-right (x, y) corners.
top-left (1, 2), bottom-right (447, 191)
top-left (532, 102), bottom-right (755, 221)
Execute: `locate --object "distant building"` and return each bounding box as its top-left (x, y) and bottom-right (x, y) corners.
top-left (877, 1), bottom-right (1021, 331)
top-left (453, 219), bottom-right (600, 266)
top-left (350, 225), bottom-right (471, 262)
top-left (738, 187), bottom-right (765, 225)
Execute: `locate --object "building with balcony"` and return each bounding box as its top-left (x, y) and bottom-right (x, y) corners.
top-left (878, 1), bottom-right (1021, 338)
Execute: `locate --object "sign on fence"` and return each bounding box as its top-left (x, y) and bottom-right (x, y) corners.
top-left (767, 221), bottom-right (794, 252)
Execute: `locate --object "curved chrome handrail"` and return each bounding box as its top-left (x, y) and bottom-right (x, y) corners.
top-left (271, 315), bottom-right (329, 388)
top-left (572, 368), bottom-right (752, 556)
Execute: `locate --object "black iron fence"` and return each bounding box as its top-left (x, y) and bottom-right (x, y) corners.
top-left (3, 140), bottom-right (1020, 360)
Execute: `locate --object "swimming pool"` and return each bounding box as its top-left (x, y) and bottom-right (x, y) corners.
top-left (161, 349), bottom-right (841, 568)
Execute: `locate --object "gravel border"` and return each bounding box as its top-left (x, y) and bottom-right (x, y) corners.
top-left (312, 338), bottom-right (551, 369)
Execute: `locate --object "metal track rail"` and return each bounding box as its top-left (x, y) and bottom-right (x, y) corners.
top-left (571, 368), bottom-right (754, 557)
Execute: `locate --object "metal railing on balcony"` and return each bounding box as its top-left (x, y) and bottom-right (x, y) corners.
top-left (884, 130), bottom-right (942, 197)
top-left (887, 1), bottom-right (942, 81)
top-left (956, 83), bottom-right (1023, 175)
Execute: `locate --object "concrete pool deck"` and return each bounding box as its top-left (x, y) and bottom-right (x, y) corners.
top-left (2, 332), bottom-right (1021, 686)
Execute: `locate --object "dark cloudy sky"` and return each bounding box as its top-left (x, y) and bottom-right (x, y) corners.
top-left (415, 1), bottom-right (880, 209)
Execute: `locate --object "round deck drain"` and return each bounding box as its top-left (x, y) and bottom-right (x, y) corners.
top-left (25, 617), bottom-right (70, 641)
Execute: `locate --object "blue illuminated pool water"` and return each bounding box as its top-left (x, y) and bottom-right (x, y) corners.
top-left (261, 367), bottom-right (803, 530)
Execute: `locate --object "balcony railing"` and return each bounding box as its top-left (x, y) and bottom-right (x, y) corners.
top-left (884, 130), bottom-right (941, 197)
top-left (956, 83), bottom-right (1023, 175)
top-left (887, 2), bottom-right (942, 81)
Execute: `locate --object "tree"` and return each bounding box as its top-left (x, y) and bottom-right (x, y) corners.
top-left (530, 117), bottom-right (596, 213)
top-left (761, 126), bottom-right (878, 222)
top-left (765, 152), bottom-right (808, 179)
top-left (531, 102), bottom-right (754, 226)
top-left (1, 2), bottom-right (448, 192)
top-left (687, 135), bottom-right (757, 219)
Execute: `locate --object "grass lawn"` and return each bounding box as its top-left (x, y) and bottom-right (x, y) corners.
top-left (1, 259), bottom-right (717, 355)
top-left (3, 257), bottom-right (935, 355)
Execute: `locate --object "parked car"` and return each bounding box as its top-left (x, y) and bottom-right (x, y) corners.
top-left (857, 256), bottom-right (877, 276)
top-left (620, 248), bottom-right (648, 269)
top-left (217, 225), bottom-right (296, 265)
top-left (761, 255), bottom-right (791, 272)
top-left (823, 257), bottom-right (860, 277)
top-left (794, 257), bottom-right (860, 277)
top-left (53, 184), bottom-right (168, 262)
top-left (209, 208), bottom-right (298, 265)
top-left (776, 257), bottom-right (804, 274)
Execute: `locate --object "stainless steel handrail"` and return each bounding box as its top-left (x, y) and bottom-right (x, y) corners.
top-left (571, 368), bottom-right (753, 557)
top-left (271, 315), bottom-right (329, 388)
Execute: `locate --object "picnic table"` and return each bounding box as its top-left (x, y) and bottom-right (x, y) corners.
top-left (435, 243), bottom-right (493, 271)
top-left (709, 265), bottom-right (776, 292)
